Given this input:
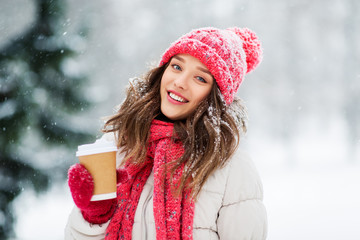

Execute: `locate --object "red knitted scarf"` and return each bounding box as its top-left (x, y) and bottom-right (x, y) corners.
top-left (105, 120), bottom-right (195, 239)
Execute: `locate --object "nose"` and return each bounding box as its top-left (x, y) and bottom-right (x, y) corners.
top-left (173, 73), bottom-right (189, 89)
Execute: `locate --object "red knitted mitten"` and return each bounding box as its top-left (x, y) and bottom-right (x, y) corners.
top-left (68, 163), bottom-right (117, 224)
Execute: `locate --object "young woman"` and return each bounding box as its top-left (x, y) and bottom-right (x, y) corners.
top-left (65, 27), bottom-right (267, 239)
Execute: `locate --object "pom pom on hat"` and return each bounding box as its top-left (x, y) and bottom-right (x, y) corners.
top-left (160, 27), bottom-right (263, 104)
top-left (227, 27), bottom-right (263, 74)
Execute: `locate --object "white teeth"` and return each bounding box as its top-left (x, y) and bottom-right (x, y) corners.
top-left (169, 92), bottom-right (187, 102)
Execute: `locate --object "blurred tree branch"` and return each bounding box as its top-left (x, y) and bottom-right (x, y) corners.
top-left (0, 0), bottom-right (93, 238)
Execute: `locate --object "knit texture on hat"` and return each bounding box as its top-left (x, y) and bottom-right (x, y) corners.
top-left (105, 120), bottom-right (195, 240)
top-left (160, 27), bottom-right (263, 104)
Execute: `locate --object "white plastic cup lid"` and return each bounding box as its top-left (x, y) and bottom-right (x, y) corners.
top-left (76, 138), bottom-right (118, 157)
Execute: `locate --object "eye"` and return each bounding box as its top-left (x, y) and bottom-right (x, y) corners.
top-left (171, 64), bottom-right (181, 71)
top-left (196, 76), bottom-right (207, 83)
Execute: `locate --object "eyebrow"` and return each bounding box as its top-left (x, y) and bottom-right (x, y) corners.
top-left (173, 56), bottom-right (213, 77)
top-left (197, 66), bottom-right (212, 76)
top-left (173, 55), bottom-right (185, 62)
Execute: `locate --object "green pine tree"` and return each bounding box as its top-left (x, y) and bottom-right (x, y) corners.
top-left (0, 0), bottom-right (94, 238)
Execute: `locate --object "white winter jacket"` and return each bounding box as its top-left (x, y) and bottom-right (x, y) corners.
top-left (65, 135), bottom-right (267, 240)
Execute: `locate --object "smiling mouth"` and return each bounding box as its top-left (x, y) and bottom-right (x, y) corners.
top-left (168, 92), bottom-right (188, 103)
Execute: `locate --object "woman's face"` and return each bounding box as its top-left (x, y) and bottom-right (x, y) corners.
top-left (160, 54), bottom-right (214, 120)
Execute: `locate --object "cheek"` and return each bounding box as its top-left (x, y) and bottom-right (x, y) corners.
top-left (161, 68), bottom-right (172, 83)
top-left (160, 76), bottom-right (170, 93)
top-left (194, 87), bottom-right (212, 104)
top-left (160, 77), bottom-right (167, 94)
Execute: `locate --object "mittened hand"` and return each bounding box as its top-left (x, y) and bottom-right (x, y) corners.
top-left (68, 163), bottom-right (117, 224)
top-left (68, 163), bottom-right (94, 209)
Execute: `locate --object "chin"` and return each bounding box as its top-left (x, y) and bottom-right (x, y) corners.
top-left (161, 104), bottom-right (187, 121)
top-left (160, 107), bottom-right (173, 120)
top-left (162, 111), bottom-right (182, 121)
top-left (163, 113), bottom-right (177, 121)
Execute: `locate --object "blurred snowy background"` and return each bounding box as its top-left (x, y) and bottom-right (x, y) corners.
top-left (1, 0), bottom-right (359, 239)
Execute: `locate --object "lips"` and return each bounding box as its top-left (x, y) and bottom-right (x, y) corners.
top-left (167, 90), bottom-right (189, 103)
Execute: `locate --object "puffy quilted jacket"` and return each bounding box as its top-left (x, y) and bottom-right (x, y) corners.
top-left (65, 135), bottom-right (267, 240)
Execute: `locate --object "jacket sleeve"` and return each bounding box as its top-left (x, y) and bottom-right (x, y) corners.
top-left (217, 151), bottom-right (268, 240)
top-left (64, 207), bottom-right (109, 240)
top-left (65, 133), bottom-right (119, 240)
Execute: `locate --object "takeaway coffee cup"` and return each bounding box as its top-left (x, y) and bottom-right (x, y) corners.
top-left (76, 139), bottom-right (118, 201)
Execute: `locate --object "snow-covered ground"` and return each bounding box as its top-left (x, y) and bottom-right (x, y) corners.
top-left (250, 118), bottom-right (360, 240)
top-left (262, 164), bottom-right (360, 240)
top-left (13, 182), bottom-right (74, 240)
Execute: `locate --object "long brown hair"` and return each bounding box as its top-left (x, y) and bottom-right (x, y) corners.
top-left (103, 62), bottom-right (248, 198)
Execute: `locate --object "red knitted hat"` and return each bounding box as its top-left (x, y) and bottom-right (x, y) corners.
top-left (160, 27), bottom-right (263, 104)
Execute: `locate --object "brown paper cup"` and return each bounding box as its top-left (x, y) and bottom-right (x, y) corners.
top-left (76, 139), bottom-right (118, 201)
